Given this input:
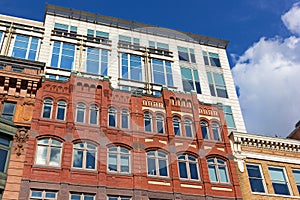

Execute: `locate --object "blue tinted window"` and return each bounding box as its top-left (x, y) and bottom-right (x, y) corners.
top-left (152, 59), bottom-right (173, 86)
top-left (269, 167), bottom-right (290, 195)
top-left (12, 35), bottom-right (39, 60)
top-left (121, 54), bottom-right (142, 81)
top-left (50, 42), bottom-right (75, 70)
top-left (1, 102), bottom-right (16, 120)
top-left (86, 47), bottom-right (108, 75)
top-left (246, 164), bottom-right (265, 193)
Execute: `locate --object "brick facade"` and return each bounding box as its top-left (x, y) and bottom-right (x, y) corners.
top-left (19, 75), bottom-right (242, 200)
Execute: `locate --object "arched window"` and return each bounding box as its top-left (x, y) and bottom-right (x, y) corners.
top-left (212, 122), bottom-right (221, 141)
top-left (42, 98), bottom-right (53, 119)
top-left (56, 100), bottom-right (66, 120)
top-left (201, 120), bottom-right (209, 139)
top-left (184, 118), bottom-right (193, 137)
top-left (173, 117), bottom-right (181, 136)
top-left (144, 112), bottom-right (152, 132)
top-left (147, 150), bottom-right (168, 177)
top-left (89, 104), bottom-right (98, 125)
top-left (207, 158), bottom-right (229, 183)
top-left (156, 114), bottom-right (164, 134)
top-left (76, 103), bottom-right (86, 123)
top-left (35, 138), bottom-right (62, 167)
top-left (121, 109), bottom-right (129, 129)
top-left (178, 154), bottom-right (199, 180)
top-left (73, 142), bottom-right (97, 170)
top-left (108, 146), bottom-right (130, 173)
top-left (108, 107), bottom-right (117, 127)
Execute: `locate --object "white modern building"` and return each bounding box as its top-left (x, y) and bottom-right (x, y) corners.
top-left (0, 4), bottom-right (246, 133)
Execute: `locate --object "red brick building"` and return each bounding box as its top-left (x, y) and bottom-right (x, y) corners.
top-left (19, 75), bottom-right (241, 200)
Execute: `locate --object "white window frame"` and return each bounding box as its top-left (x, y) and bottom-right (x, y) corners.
top-left (107, 196), bottom-right (131, 200)
top-left (42, 98), bottom-right (53, 119)
top-left (268, 166), bottom-right (292, 196)
top-left (35, 138), bottom-right (62, 167)
top-left (178, 154), bottom-right (200, 181)
top-left (108, 107), bottom-right (117, 127)
top-left (72, 142), bottom-right (97, 170)
top-left (11, 34), bottom-right (40, 61)
top-left (173, 117), bottom-right (182, 136)
top-left (120, 109), bottom-right (129, 129)
top-left (56, 100), bottom-right (67, 121)
top-left (155, 114), bottom-right (164, 134)
top-left (30, 190), bottom-right (57, 200)
top-left (184, 118), bottom-right (193, 138)
top-left (85, 47), bottom-right (109, 75)
top-left (144, 112), bottom-right (153, 132)
top-left (70, 193), bottom-right (95, 200)
top-left (146, 150), bottom-right (169, 178)
top-left (120, 53), bottom-right (144, 82)
top-left (49, 41), bottom-right (76, 70)
top-left (207, 157), bottom-right (230, 184)
top-left (76, 103), bottom-right (86, 123)
top-left (89, 104), bottom-right (99, 125)
top-left (246, 163), bottom-right (267, 194)
top-left (151, 59), bottom-right (173, 87)
top-left (107, 146), bottom-right (131, 174)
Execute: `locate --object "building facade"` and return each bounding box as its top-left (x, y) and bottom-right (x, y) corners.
top-left (0, 4), bottom-right (245, 133)
top-left (19, 75), bottom-right (241, 200)
top-left (230, 132), bottom-right (300, 199)
top-left (0, 55), bottom-right (44, 199)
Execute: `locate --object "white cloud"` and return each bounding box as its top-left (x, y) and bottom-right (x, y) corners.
top-left (232, 3), bottom-right (300, 137)
top-left (282, 2), bottom-right (300, 35)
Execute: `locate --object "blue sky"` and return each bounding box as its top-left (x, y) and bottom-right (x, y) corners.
top-left (0, 0), bottom-right (299, 136)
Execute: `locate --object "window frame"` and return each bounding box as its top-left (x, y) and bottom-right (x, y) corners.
top-left (72, 142), bottom-right (97, 170)
top-left (11, 34), bottom-right (40, 61)
top-left (184, 118), bottom-right (193, 138)
top-left (56, 100), bottom-right (67, 121)
top-left (156, 114), bottom-right (164, 134)
top-left (107, 196), bottom-right (131, 200)
top-left (207, 157), bottom-right (230, 184)
top-left (89, 104), bottom-right (99, 125)
top-left (268, 166), bottom-right (291, 196)
top-left (146, 150), bottom-right (169, 178)
top-left (223, 105), bottom-right (236, 129)
top-left (246, 163), bottom-right (267, 194)
top-left (30, 189), bottom-right (57, 200)
top-left (1, 102), bottom-right (16, 121)
top-left (120, 53), bottom-right (143, 82)
top-left (151, 59), bottom-right (173, 87)
top-left (70, 193), bottom-right (95, 200)
top-left (292, 169), bottom-right (300, 195)
top-left (86, 47), bottom-right (109, 76)
top-left (144, 112), bottom-right (153, 132)
top-left (203, 51), bottom-right (221, 67)
top-left (76, 103), bottom-right (86, 123)
top-left (0, 134), bottom-right (12, 173)
top-left (177, 47), bottom-right (196, 63)
top-left (180, 67), bottom-right (201, 94)
top-left (207, 71), bottom-right (228, 98)
top-left (108, 107), bottom-right (117, 127)
top-left (35, 138), bottom-right (62, 167)
top-left (177, 154), bottom-right (200, 181)
top-left (121, 109), bottom-right (129, 129)
top-left (42, 98), bottom-right (53, 119)
top-left (173, 117), bottom-right (181, 136)
top-left (107, 146), bottom-right (131, 174)
top-left (200, 120), bottom-right (210, 140)
top-left (50, 41), bottom-right (75, 70)
top-left (211, 121), bottom-right (221, 141)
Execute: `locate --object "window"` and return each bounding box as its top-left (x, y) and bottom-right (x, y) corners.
top-left (12, 35), bottom-right (39, 61)
top-left (180, 68), bottom-right (201, 94)
top-left (86, 47), bottom-right (108, 76)
top-left (151, 59), bottom-right (173, 86)
top-left (50, 41), bottom-right (75, 70)
top-left (73, 142), bottom-right (97, 170)
top-left (207, 72), bottom-right (228, 98)
top-left (0, 32), bottom-right (3, 47)
top-left (35, 138), bottom-right (62, 167)
top-left (178, 47), bottom-right (196, 63)
top-left (108, 107), bottom-right (117, 127)
top-left (70, 193), bottom-right (94, 200)
top-left (201, 121), bottom-right (209, 139)
top-left (119, 35), bottom-right (139, 48)
top-left (108, 196), bottom-right (131, 200)
top-left (268, 167), bottom-right (290, 195)
top-left (121, 109), bottom-right (129, 129)
top-left (42, 99), bottom-right (53, 119)
top-left (147, 150), bottom-right (168, 177)
top-left (76, 103), bottom-right (86, 123)
top-left (203, 51), bottom-right (221, 67)
top-left (212, 122), bottom-right (221, 141)
top-left (292, 169), bottom-right (300, 194)
top-left (108, 146), bottom-right (130, 173)
top-left (178, 154), bottom-right (199, 180)
top-left (144, 112), bottom-right (152, 132)
top-left (173, 117), bottom-right (181, 136)
top-left (121, 53), bottom-right (143, 81)
top-left (54, 23), bottom-right (77, 37)
top-left (207, 158), bottom-right (229, 183)
top-left (246, 164), bottom-right (266, 193)
top-left (56, 100), bottom-right (66, 120)
top-left (87, 29), bottom-right (109, 43)
top-left (1, 102), bottom-right (16, 120)
top-left (223, 106), bottom-right (236, 129)
top-left (89, 104), bottom-right (98, 125)
top-left (149, 41), bottom-right (170, 55)
top-left (30, 190), bottom-right (57, 200)
top-left (184, 118), bottom-right (193, 138)
top-left (156, 114), bottom-right (164, 134)
top-left (0, 135), bottom-right (11, 172)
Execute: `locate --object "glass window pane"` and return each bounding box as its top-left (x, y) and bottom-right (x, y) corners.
top-left (31, 191), bottom-right (42, 197)
top-left (71, 194), bottom-right (81, 200)
top-left (179, 162), bottom-right (187, 178)
top-left (120, 155), bottom-right (129, 172)
top-left (208, 165), bottom-right (217, 182)
top-left (36, 146), bottom-right (47, 165)
top-left (73, 150), bottom-right (83, 168)
top-left (247, 165), bottom-right (262, 178)
top-left (108, 154), bottom-right (117, 171)
top-left (250, 179), bottom-right (265, 193)
top-left (159, 160), bottom-right (168, 176)
top-left (147, 157), bottom-right (156, 175)
top-left (86, 152), bottom-right (96, 169)
top-left (219, 166), bottom-right (229, 183)
top-left (189, 163), bottom-right (199, 179)
top-left (49, 147), bottom-right (61, 166)
top-left (0, 149), bottom-right (8, 172)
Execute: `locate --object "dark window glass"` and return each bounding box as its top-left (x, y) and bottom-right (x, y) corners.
top-left (1, 102), bottom-right (16, 120)
top-left (246, 164), bottom-right (265, 193)
top-left (268, 167), bottom-right (290, 195)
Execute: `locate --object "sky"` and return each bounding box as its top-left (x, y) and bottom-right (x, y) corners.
top-left (0, 0), bottom-right (299, 137)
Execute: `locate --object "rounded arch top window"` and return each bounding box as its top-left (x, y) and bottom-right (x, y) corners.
top-left (42, 98), bottom-right (53, 119)
top-left (76, 103), bottom-right (86, 123)
top-left (108, 107), bottom-right (117, 127)
top-left (173, 117), bottom-right (181, 136)
top-left (56, 100), bottom-right (67, 120)
top-left (89, 104), bottom-right (98, 125)
top-left (144, 112), bottom-right (152, 132)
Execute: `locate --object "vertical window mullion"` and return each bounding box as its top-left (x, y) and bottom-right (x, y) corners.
top-left (25, 37), bottom-right (31, 59)
top-left (58, 42), bottom-right (63, 69)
